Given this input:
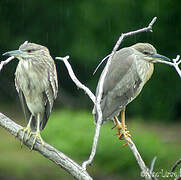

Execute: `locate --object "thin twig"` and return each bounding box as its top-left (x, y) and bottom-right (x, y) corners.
top-left (81, 17), bottom-right (158, 172)
top-left (171, 158), bottom-right (181, 173)
top-left (56, 56), bottom-right (96, 104)
top-left (0, 56), bottom-right (15, 72)
top-left (0, 41), bottom-right (28, 72)
top-left (149, 157), bottom-right (158, 180)
top-left (1, 18), bottom-right (181, 180)
top-left (171, 158), bottom-right (181, 180)
top-left (0, 112), bottom-right (92, 180)
top-left (82, 53), bottom-right (113, 170)
top-left (126, 138), bottom-right (152, 180)
top-left (93, 54), bottom-right (111, 75)
top-left (56, 17), bottom-right (171, 179)
top-left (112, 17), bottom-right (157, 54)
top-left (56, 52), bottom-right (155, 177)
top-left (150, 157), bottom-right (157, 174)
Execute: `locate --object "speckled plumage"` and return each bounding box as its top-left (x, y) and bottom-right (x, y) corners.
top-left (3, 42), bottom-right (58, 148)
top-left (14, 42), bottom-right (58, 131)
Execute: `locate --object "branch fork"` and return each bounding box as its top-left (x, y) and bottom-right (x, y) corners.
top-left (1, 16), bottom-right (180, 180)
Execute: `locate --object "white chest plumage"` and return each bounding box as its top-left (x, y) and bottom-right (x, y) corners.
top-left (15, 60), bottom-right (47, 115)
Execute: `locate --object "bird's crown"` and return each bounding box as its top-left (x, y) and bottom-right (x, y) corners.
top-left (131, 43), bottom-right (157, 56)
top-left (19, 41), bottom-right (48, 53)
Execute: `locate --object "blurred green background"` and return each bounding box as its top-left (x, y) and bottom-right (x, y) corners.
top-left (0, 0), bottom-right (181, 180)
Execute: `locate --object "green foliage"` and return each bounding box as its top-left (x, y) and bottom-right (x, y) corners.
top-left (43, 109), bottom-right (180, 178)
top-left (0, 1), bottom-right (181, 120)
top-left (1, 109), bottom-right (181, 179)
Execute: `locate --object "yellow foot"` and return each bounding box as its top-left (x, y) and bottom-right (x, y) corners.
top-left (16, 126), bottom-right (31, 147)
top-left (30, 131), bottom-right (44, 151)
top-left (114, 121), bottom-right (132, 146)
top-left (118, 127), bottom-right (132, 146)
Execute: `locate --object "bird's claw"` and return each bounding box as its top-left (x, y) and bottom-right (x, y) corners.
top-left (118, 129), bottom-right (131, 140)
top-left (16, 127), bottom-right (44, 150)
top-left (118, 128), bottom-right (132, 146)
top-left (30, 131), bottom-right (45, 151)
top-left (16, 126), bottom-right (31, 147)
top-left (114, 123), bottom-right (132, 146)
top-left (114, 117), bottom-right (133, 147)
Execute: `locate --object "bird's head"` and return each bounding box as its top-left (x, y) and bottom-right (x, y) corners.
top-left (3, 41), bottom-right (50, 61)
top-left (131, 43), bottom-right (170, 63)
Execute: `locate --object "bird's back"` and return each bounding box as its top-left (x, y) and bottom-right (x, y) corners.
top-left (93, 46), bottom-right (153, 123)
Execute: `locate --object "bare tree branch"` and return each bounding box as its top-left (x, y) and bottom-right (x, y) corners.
top-left (56, 56), bottom-right (103, 170)
top-left (0, 112), bottom-right (92, 180)
top-left (125, 138), bottom-right (152, 180)
top-left (171, 158), bottom-right (181, 173)
top-left (81, 16), bottom-right (157, 172)
top-left (56, 17), bottom-right (158, 179)
top-left (149, 157), bottom-right (158, 180)
top-left (0, 56), bottom-right (15, 72)
top-left (150, 157), bottom-right (157, 175)
top-left (171, 158), bottom-right (181, 180)
top-left (3, 16), bottom-right (180, 180)
top-left (56, 56), bottom-right (96, 104)
top-left (56, 54), bottom-right (154, 179)
top-left (111, 17), bottom-right (157, 54)
top-left (156, 55), bottom-right (181, 78)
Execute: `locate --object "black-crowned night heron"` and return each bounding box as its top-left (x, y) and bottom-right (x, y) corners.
top-left (93, 43), bottom-right (170, 144)
top-left (3, 41), bottom-right (58, 149)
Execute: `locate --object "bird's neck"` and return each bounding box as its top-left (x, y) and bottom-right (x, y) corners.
top-left (19, 59), bottom-right (31, 70)
top-left (135, 57), bottom-right (154, 83)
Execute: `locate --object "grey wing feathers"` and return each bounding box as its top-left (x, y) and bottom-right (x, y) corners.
top-left (15, 77), bottom-right (37, 131)
top-left (93, 47), bottom-right (142, 123)
top-left (40, 63), bottom-right (58, 130)
top-left (15, 77), bottom-right (31, 123)
top-left (40, 90), bottom-right (52, 130)
top-left (49, 63), bottom-right (58, 98)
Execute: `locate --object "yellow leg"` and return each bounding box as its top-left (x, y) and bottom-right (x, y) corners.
top-left (113, 108), bottom-right (132, 146)
top-left (17, 115), bottom-right (33, 147)
top-left (113, 116), bottom-right (122, 135)
top-left (30, 113), bottom-right (44, 150)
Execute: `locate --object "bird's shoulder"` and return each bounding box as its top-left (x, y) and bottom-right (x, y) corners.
top-left (100, 47), bottom-right (136, 94)
top-left (46, 57), bottom-right (58, 99)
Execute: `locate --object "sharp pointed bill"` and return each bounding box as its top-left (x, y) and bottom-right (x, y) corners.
top-left (152, 53), bottom-right (171, 61)
top-left (3, 50), bottom-right (23, 57)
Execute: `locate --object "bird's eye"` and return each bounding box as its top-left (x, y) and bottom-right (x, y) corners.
top-left (143, 51), bottom-right (150, 55)
top-left (27, 49), bottom-right (32, 53)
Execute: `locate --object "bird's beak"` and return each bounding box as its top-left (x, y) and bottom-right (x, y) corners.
top-left (3, 50), bottom-right (22, 57)
top-left (152, 53), bottom-right (171, 61)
